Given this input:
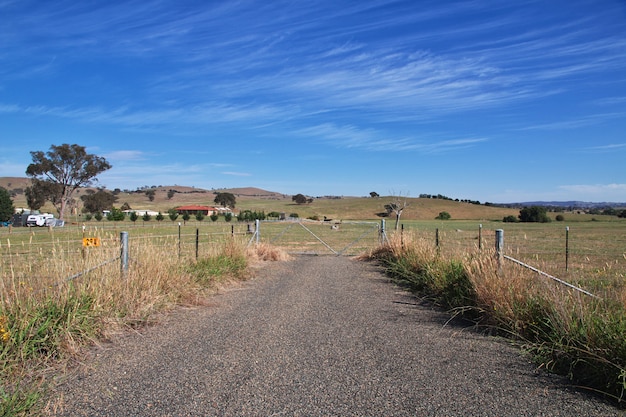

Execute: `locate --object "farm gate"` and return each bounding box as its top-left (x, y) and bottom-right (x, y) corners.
top-left (251, 220), bottom-right (386, 256)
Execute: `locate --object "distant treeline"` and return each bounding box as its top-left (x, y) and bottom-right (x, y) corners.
top-left (418, 194), bottom-right (484, 206)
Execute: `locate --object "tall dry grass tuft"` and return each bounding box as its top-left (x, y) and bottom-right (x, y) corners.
top-left (369, 230), bottom-right (626, 405)
top-left (247, 242), bottom-right (291, 263)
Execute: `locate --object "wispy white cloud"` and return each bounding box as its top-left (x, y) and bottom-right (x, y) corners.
top-left (0, 101), bottom-right (290, 129)
top-left (584, 143), bottom-right (626, 152)
top-left (221, 171), bottom-right (251, 177)
top-left (297, 123), bottom-right (487, 153)
top-left (104, 150), bottom-right (147, 161)
top-left (519, 112), bottom-right (626, 131)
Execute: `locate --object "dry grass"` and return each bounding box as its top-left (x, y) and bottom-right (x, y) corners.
top-left (369, 230), bottom-right (626, 404)
top-left (248, 242), bottom-right (292, 263)
top-left (0, 231), bottom-right (289, 415)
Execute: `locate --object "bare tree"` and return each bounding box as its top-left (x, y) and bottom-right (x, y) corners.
top-left (386, 192), bottom-right (409, 230)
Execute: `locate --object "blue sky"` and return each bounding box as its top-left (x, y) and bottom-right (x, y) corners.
top-left (1, 1), bottom-right (625, 203)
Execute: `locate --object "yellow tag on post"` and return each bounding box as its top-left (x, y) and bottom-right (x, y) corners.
top-left (82, 237), bottom-right (101, 247)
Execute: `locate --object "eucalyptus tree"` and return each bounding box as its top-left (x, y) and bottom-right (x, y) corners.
top-left (26, 144), bottom-right (111, 219)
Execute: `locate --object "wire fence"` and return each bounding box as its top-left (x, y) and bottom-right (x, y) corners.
top-left (397, 221), bottom-right (626, 296)
top-left (1, 220), bottom-right (624, 299)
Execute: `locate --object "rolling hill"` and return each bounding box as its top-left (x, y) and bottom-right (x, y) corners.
top-left (2, 177), bottom-right (622, 221)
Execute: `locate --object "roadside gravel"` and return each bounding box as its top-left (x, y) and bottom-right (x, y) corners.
top-left (49, 255), bottom-right (622, 416)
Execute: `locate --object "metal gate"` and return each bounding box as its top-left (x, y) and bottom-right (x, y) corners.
top-left (248, 219), bottom-right (387, 256)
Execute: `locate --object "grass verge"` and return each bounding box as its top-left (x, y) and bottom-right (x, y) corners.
top-left (365, 233), bottom-right (626, 406)
top-left (0, 238), bottom-right (286, 416)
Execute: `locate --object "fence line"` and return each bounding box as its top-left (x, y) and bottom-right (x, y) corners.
top-left (503, 255), bottom-right (598, 298)
top-left (2, 222), bottom-right (623, 297)
top-left (494, 229), bottom-right (598, 298)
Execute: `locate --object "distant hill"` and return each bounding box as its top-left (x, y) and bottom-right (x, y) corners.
top-left (503, 201), bottom-right (626, 209)
top-left (0, 177), bottom-right (31, 191)
top-left (2, 177), bottom-right (624, 214)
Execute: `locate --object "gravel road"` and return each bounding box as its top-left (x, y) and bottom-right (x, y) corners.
top-left (50, 256), bottom-right (621, 416)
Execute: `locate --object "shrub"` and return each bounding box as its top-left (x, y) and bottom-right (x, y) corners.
top-left (555, 214), bottom-right (564, 221)
top-left (238, 210), bottom-right (265, 222)
top-left (107, 208), bottom-right (125, 221)
top-left (503, 215), bottom-right (518, 223)
top-left (435, 211), bottom-right (451, 220)
top-left (519, 206), bottom-right (551, 223)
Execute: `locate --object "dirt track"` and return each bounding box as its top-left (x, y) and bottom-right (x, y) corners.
top-left (50, 256), bottom-right (621, 416)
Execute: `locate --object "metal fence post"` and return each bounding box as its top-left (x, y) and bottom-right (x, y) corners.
top-left (178, 222), bottom-right (181, 259)
top-left (380, 219), bottom-right (386, 245)
top-left (495, 229), bottom-right (503, 270)
top-left (255, 219), bottom-right (260, 244)
top-left (196, 228), bottom-right (199, 260)
top-left (565, 226), bottom-right (570, 272)
top-left (478, 224), bottom-right (483, 250)
top-left (120, 231), bottom-right (129, 277)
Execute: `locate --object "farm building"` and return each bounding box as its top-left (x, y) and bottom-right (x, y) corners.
top-left (175, 205), bottom-right (217, 215)
top-left (123, 209), bottom-right (161, 217)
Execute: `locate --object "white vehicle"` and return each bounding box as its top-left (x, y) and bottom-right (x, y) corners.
top-left (26, 213), bottom-right (55, 227)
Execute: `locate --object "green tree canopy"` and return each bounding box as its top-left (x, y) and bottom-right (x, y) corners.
top-left (81, 189), bottom-right (118, 214)
top-left (214, 192), bottom-right (236, 208)
top-left (107, 208), bottom-right (125, 221)
top-left (0, 187), bottom-right (14, 222)
top-left (25, 179), bottom-right (57, 211)
top-left (292, 193), bottom-right (308, 204)
top-left (168, 208), bottom-right (179, 221)
top-left (26, 144), bottom-right (111, 219)
top-left (519, 206), bottom-right (551, 223)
